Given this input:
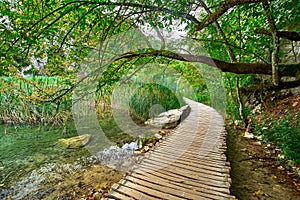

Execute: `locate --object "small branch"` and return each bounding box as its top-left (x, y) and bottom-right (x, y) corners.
top-left (199, 0), bottom-right (236, 62)
top-left (192, 38), bottom-right (268, 63)
top-left (239, 157), bottom-right (276, 162)
top-left (7, 2), bottom-right (88, 53)
top-left (58, 5), bottom-right (100, 51)
top-left (154, 26), bottom-right (166, 50)
top-left (196, 0), bottom-right (269, 31)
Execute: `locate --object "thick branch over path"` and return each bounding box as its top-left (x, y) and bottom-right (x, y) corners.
top-left (254, 28), bottom-right (300, 41)
top-left (197, 0), bottom-right (269, 31)
top-left (116, 49), bottom-right (299, 77)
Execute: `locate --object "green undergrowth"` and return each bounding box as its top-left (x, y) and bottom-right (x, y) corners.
top-left (253, 115), bottom-right (300, 164)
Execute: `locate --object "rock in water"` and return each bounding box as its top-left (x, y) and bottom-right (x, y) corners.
top-left (59, 134), bottom-right (91, 149)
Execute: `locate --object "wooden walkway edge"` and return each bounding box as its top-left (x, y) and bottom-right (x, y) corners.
top-left (104, 98), bottom-right (236, 200)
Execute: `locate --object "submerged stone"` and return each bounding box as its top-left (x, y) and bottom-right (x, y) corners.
top-left (59, 134), bottom-right (91, 149)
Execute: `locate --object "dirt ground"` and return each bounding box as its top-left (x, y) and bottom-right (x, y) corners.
top-left (227, 125), bottom-right (300, 200)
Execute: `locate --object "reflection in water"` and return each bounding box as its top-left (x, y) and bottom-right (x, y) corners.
top-left (0, 140), bottom-right (141, 200)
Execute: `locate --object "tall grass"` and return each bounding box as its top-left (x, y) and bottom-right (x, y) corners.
top-left (0, 76), bottom-right (72, 125)
top-left (129, 83), bottom-right (182, 121)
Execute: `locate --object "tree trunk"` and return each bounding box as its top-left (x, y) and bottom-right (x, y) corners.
top-left (263, 1), bottom-right (279, 86)
top-left (236, 77), bottom-right (245, 126)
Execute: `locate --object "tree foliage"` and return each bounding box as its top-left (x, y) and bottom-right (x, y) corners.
top-left (1, 0), bottom-right (300, 87)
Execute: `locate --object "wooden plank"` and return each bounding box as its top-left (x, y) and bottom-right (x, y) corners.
top-left (140, 156), bottom-right (228, 177)
top-left (139, 161), bottom-right (229, 182)
top-left (108, 189), bottom-right (135, 200)
top-left (161, 137), bottom-right (227, 148)
top-left (160, 139), bottom-right (226, 148)
top-left (130, 170), bottom-right (231, 197)
top-left (146, 151), bottom-right (228, 167)
top-left (140, 159), bottom-right (225, 179)
top-left (132, 163), bottom-right (230, 191)
top-left (124, 174), bottom-right (222, 200)
top-left (154, 141), bottom-right (226, 154)
top-left (112, 182), bottom-right (158, 200)
top-left (141, 155), bottom-right (229, 177)
top-left (151, 149), bottom-right (227, 163)
top-left (118, 179), bottom-right (185, 200)
top-left (148, 153), bottom-right (230, 174)
top-left (148, 150), bottom-right (228, 169)
top-left (151, 146), bottom-right (227, 160)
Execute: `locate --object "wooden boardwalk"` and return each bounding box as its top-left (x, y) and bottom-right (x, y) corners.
top-left (106, 98), bottom-right (235, 200)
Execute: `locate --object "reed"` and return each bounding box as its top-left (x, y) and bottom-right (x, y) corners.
top-left (0, 76), bottom-right (72, 125)
top-left (129, 83), bottom-right (183, 121)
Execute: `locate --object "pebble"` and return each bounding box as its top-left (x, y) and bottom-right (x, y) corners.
top-left (154, 133), bottom-right (162, 140)
top-left (144, 146), bottom-right (150, 152)
top-left (252, 141), bottom-right (261, 145)
top-left (244, 131), bottom-right (254, 139)
top-left (254, 189), bottom-right (264, 196)
top-left (241, 148), bottom-right (247, 152)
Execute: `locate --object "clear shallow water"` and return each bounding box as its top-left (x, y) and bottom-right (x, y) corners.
top-left (0, 140), bottom-right (141, 199)
top-left (0, 123), bottom-right (140, 200)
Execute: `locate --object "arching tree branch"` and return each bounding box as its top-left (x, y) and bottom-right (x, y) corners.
top-left (254, 28), bottom-right (300, 41)
top-left (115, 49), bottom-right (299, 77)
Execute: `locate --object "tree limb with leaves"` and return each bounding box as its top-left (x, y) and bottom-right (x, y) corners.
top-left (1, 0), bottom-right (300, 88)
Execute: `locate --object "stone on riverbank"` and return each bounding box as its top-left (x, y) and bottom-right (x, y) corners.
top-left (145, 105), bottom-right (190, 129)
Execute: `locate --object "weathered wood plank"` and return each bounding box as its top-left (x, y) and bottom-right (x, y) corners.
top-left (129, 171), bottom-right (232, 197)
top-left (134, 165), bottom-right (231, 189)
top-left (124, 174), bottom-right (224, 200)
top-left (117, 180), bottom-right (185, 200)
top-left (140, 158), bottom-right (228, 178)
top-left (147, 150), bottom-right (229, 168)
top-left (147, 153), bottom-right (230, 174)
